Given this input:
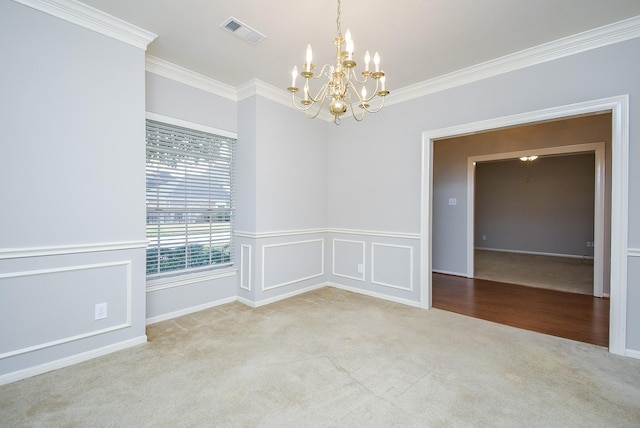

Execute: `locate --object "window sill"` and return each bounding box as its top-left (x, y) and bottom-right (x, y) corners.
top-left (146, 267), bottom-right (237, 292)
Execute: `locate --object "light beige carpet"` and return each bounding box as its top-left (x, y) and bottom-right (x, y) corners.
top-left (474, 250), bottom-right (594, 295)
top-left (1, 287), bottom-right (639, 427)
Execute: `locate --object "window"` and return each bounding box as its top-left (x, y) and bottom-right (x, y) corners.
top-left (146, 118), bottom-right (236, 279)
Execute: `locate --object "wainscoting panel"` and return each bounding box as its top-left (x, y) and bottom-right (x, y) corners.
top-left (240, 244), bottom-right (252, 291)
top-left (333, 239), bottom-right (366, 281)
top-left (328, 230), bottom-right (420, 305)
top-left (371, 243), bottom-right (414, 291)
top-left (0, 261), bottom-right (132, 359)
top-left (262, 239), bottom-right (324, 291)
top-left (626, 252), bottom-right (640, 355)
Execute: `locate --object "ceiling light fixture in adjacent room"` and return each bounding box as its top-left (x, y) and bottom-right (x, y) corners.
top-left (519, 155), bottom-right (539, 162)
top-left (287, 0), bottom-right (389, 125)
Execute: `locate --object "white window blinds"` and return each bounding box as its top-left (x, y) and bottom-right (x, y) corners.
top-left (146, 119), bottom-right (236, 279)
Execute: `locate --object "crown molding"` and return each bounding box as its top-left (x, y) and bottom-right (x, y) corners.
top-left (237, 79), bottom-right (334, 122)
top-left (388, 15), bottom-right (640, 106)
top-left (13, 0), bottom-right (156, 50)
top-left (147, 14), bottom-right (639, 116)
top-left (145, 56), bottom-right (237, 101)
top-left (233, 15), bottom-right (640, 117)
top-left (237, 78), bottom-right (289, 104)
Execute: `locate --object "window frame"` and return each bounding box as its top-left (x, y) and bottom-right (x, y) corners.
top-left (145, 112), bottom-right (237, 287)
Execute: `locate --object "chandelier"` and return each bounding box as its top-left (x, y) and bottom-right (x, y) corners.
top-left (287, 0), bottom-right (389, 125)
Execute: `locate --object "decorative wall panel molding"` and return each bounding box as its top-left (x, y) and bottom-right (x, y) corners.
top-left (240, 244), bottom-right (252, 291)
top-left (332, 239), bottom-right (366, 281)
top-left (262, 239), bottom-right (324, 291)
top-left (371, 243), bottom-right (414, 292)
top-left (0, 261), bottom-right (132, 359)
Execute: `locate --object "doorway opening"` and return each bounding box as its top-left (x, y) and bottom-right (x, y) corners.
top-left (419, 95), bottom-right (629, 355)
top-left (468, 143), bottom-right (606, 297)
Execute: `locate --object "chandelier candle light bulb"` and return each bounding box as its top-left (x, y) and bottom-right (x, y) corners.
top-left (286, 0), bottom-right (389, 124)
top-left (291, 66), bottom-right (297, 88)
top-left (305, 44), bottom-right (313, 73)
top-left (345, 29), bottom-right (354, 60)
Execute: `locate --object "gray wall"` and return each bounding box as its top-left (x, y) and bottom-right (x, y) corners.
top-left (475, 154), bottom-right (596, 258)
top-left (328, 38), bottom-right (640, 351)
top-left (236, 96), bottom-right (329, 306)
top-left (3, 0), bottom-right (640, 382)
top-left (0, 1), bottom-right (147, 380)
top-left (146, 72), bottom-right (237, 135)
top-left (144, 73), bottom-right (238, 322)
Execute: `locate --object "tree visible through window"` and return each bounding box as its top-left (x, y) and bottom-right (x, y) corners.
top-left (146, 119), bottom-right (235, 278)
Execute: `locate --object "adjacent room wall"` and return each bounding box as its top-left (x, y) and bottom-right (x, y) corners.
top-left (0, 1), bottom-right (148, 382)
top-left (433, 114), bottom-right (611, 276)
top-left (474, 153), bottom-right (596, 258)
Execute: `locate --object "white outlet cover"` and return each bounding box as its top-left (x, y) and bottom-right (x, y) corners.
top-left (95, 302), bottom-right (107, 320)
top-left (448, 198), bottom-right (457, 206)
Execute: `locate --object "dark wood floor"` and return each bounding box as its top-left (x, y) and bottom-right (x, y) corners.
top-left (432, 273), bottom-right (610, 347)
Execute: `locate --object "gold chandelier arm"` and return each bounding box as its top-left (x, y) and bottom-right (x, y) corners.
top-left (306, 82), bottom-right (329, 104)
top-left (290, 84), bottom-right (327, 112)
top-left (305, 93), bottom-right (330, 120)
top-left (308, 64), bottom-right (333, 80)
top-left (360, 94), bottom-right (386, 114)
top-left (345, 80), bottom-right (377, 104)
top-left (347, 67), bottom-right (370, 85)
top-left (290, 92), bottom-right (314, 112)
top-left (346, 95), bottom-right (366, 122)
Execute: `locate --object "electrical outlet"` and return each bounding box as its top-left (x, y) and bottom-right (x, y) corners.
top-left (448, 198), bottom-right (457, 206)
top-left (482, 235), bottom-right (487, 241)
top-left (357, 264), bottom-right (364, 274)
top-left (587, 241), bottom-right (593, 247)
top-left (95, 302), bottom-right (107, 320)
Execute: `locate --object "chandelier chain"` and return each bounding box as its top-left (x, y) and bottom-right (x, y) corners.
top-left (336, 0), bottom-right (342, 36)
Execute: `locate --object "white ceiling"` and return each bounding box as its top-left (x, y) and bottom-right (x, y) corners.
top-left (80, 0), bottom-right (640, 91)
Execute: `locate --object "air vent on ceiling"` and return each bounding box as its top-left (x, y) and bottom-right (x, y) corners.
top-left (220, 17), bottom-right (266, 45)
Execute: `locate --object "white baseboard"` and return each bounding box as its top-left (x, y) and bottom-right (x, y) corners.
top-left (146, 296), bottom-right (237, 325)
top-left (328, 282), bottom-right (421, 308)
top-left (475, 247), bottom-right (594, 260)
top-left (432, 269), bottom-right (468, 277)
top-left (0, 335), bottom-right (147, 386)
top-left (238, 283), bottom-right (327, 308)
top-left (626, 348), bottom-right (640, 360)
